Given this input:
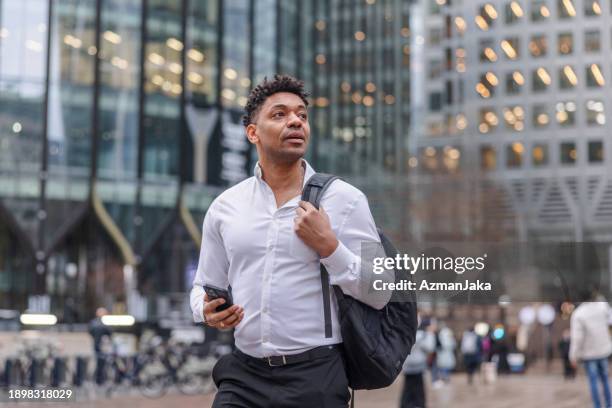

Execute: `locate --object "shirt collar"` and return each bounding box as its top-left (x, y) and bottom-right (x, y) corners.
top-left (253, 159), bottom-right (315, 188)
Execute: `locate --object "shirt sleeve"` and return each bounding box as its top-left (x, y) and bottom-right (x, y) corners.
top-left (320, 191), bottom-right (393, 310)
top-left (189, 202), bottom-right (230, 323)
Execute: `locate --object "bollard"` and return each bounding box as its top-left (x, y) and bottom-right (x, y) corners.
top-left (73, 356), bottom-right (88, 387)
top-left (3, 359), bottom-right (14, 386)
top-left (51, 357), bottom-right (66, 387)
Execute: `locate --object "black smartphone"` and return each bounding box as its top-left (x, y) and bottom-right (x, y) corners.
top-left (203, 284), bottom-right (234, 312)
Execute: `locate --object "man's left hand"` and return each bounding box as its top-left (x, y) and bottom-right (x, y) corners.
top-left (294, 201), bottom-right (338, 258)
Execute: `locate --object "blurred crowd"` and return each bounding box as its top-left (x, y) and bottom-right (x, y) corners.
top-left (400, 290), bottom-right (612, 408)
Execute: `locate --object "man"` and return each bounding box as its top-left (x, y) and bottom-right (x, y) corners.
top-left (460, 326), bottom-right (482, 385)
top-left (190, 75), bottom-right (390, 407)
top-left (88, 307), bottom-right (112, 384)
top-left (570, 289), bottom-right (612, 408)
top-left (400, 318), bottom-right (436, 408)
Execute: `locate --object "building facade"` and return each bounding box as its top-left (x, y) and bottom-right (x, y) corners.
top-left (413, 0), bottom-right (612, 245)
top-left (0, 0), bottom-right (315, 320)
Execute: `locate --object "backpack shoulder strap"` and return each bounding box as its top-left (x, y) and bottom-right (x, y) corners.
top-left (301, 173), bottom-right (339, 339)
top-left (301, 173), bottom-right (339, 209)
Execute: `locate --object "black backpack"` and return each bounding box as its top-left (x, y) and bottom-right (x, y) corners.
top-left (301, 173), bottom-right (418, 391)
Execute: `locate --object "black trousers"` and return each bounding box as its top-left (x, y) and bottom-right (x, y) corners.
top-left (400, 373), bottom-right (426, 408)
top-left (212, 348), bottom-right (351, 408)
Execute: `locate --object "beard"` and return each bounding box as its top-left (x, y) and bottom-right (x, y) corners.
top-left (261, 143), bottom-right (307, 165)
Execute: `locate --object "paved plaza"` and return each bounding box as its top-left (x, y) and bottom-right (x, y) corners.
top-left (4, 369), bottom-right (595, 408)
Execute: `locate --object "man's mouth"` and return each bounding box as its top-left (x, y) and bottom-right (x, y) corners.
top-left (284, 132), bottom-right (305, 143)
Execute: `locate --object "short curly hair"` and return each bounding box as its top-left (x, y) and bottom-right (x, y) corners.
top-left (242, 74), bottom-right (310, 127)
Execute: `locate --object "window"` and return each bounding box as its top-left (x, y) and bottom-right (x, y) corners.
top-left (501, 37), bottom-right (519, 59)
top-left (479, 108), bottom-right (498, 133)
top-left (455, 16), bottom-right (467, 36)
top-left (560, 142), bottom-right (577, 164)
top-left (559, 65), bottom-right (578, 89)
top-left (429, 28), bottom-right (442, 46)
top-left (532, 144), bottom-right (549, 165)
top-left (588, 141), bottom-right (604, 163)
top-left (505, 1), bottom-right (524, 23)
top-left (445, 80), bottom-right (453, 105)
top-left (445, 48), bottom-right (453, 71)
top-left (480, 39), bottom-right (498, 62)
top-left (456, 47), bottom-right (466, 72)
top-left (503, 105), bottom-right (525, 131)
top-left (506, 71), bottom-right (524, 94)
top-left (532, 67), bottom-right (551, 91)
top-left (532, 104), bottom-right (550, 127)
top-left (586, 64), bottom-right (605, 87)
top-left (531, 0), bottom-right (550, 20)
top-left (429, 92), bottom-right (442, 111)
top-left (477, 72), bottom-right (498, 98)
top-left (529, 35), bottom-right (547, 57)
top-left (476, 4), bottom-right (498, 30)
top-left (585, 30), bottom-right (601, 52)
top-left (443, 146), bottom-right (461, 171)
top-left (585, 0), bottom-right (602, 16)
top-left (456, 113), bottom-right (468, 130)
top-left (507, 142), bottom-right (524, 167)
top-left (586, 99), bottom-right (605, 126)
top-left (558, 32), bottom-right (573, 55)
top-left (421, 146), bottom-right (439, 171)
top-left (481, 145), bottom-right (497, 170)
top-left (430, 0), bottom-right (441, 14)
top-left (558, 0), bottom-right (577, 18)
top-left (556, 101), bottom-right (576, 126)
top-left (429, 59), bottom-right (443, 79)
top-left (427, 122), bottom-right (445, 137)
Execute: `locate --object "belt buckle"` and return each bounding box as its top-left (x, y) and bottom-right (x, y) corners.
top-left (266, 355), bottom-right (287, 367)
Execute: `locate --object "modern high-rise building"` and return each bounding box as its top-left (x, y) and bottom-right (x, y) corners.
top-left (0, 0), bottom-right (316, 319)
top-left (413, 0), bottom-right (612, 245)
top-left (307, 0), bottom-right (412, 177)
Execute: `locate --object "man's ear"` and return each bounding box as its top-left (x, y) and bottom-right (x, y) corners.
top-left (246, 124), bottom-right (258, 144)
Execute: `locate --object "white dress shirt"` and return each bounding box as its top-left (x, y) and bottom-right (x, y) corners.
top-left (190, 160), bottom-right (390, 358)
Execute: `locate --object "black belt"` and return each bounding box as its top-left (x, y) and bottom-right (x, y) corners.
top-left (234, 344), bottom-right (341, 367)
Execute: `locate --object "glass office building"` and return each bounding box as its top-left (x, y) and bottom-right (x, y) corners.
top-left (0, 0), bottom-right (312, 319)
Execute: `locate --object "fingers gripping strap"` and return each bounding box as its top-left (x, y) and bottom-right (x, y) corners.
top-left (301, 173), bottom-right (339, 339)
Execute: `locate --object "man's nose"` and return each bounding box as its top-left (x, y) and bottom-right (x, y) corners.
top-left (287, 112), bottom-right (302, 128)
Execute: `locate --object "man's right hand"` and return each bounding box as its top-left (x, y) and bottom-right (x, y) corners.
top-left (203, 294), bottom-right (244, 329)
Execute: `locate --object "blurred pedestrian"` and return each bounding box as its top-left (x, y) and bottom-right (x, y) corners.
top-left (570, 290), bottom-right (612, 408)
top-left (558, 328), bottom-right (575, 380)
top-left (63, 297), bottom-right (78, 330)
top-left (88, 307), bottom-right (112, 384)
top-left (426, 320), bottom-right (440, 386)
top-left (400, 322), bottom-right (436, 408)
top-left (88, 307), bottom-right (111, 354)
top-left (460, 327), bottom-right (482, 385)
top-left (435, 324), bottom-right (456, 384)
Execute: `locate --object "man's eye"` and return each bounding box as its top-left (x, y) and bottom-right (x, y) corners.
top-left (299, 113), bottom-right (308, 119)
top-left (273, 112), bottom-right (284, 118)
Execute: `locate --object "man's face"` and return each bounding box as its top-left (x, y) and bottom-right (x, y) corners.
top-left (246, 92), bottom-right (310, 164)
